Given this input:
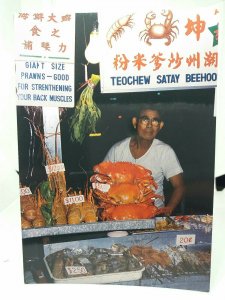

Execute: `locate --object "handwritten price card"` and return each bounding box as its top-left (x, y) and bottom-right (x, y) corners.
top-left (92, 182), bottom-right (110, 192)
top-left (20, 187), bottom-right (32, 196)
top-left (176, 234), bottom-right (196, 246)
top-left (65, 266), bottom-right (88, 276)
top-left (45, 163), bottom-right (65, 174)
top-left (64, 195), bottom-right (85, 205)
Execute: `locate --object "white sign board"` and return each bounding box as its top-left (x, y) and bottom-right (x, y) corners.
top-left (99, 5), bottom-right (220, 93)
top-left (15, 60), bottom-right (74, 106)
top-left (14, 11), bottom-right (75, 107)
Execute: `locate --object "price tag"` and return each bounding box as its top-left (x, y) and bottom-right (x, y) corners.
top-left (92, 182), bottom-right (110, 192)
top-left (64, 195), bottom-right (85, 205)
top-left (65, 266), bottom-right (87, 276)
top-left (20, 187), bottom-right (32, 196)
top-left (176, 234), bottom-right (196, 246)
top-left (45, 163), bottom-right (65, 174)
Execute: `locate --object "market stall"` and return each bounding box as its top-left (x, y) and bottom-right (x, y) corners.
top-left (16, 9), bottom-right (217, 293)
top-left (22, 215), bottom-right (212, 291)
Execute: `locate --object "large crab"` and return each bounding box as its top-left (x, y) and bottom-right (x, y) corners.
top-left (90, 161), bottom-right (159, 206)
top-left (139, 9), bottom-right (179, 46)
top-left (91, 161), bottom-right (157, 185)
top-left (101, 203), bottom-right (159, 221)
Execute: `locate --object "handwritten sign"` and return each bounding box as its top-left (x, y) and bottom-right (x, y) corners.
top-left (15, 12), bottom-right (75, 59)
top-left (176, 234), bottom-right (196, 246)
top-left (15, 11), bottom-right (75, 107)
top-left (45, 163), bottom-right (65, 174)
top-left (92, 182), bottom-right (110, 192)
top-left (64, 195), bottom-right (85, 205)
top-left (20, 187), bottom-right (32, 196)
top-left (15, 60), bottom-right (74, 107)
top-left (65, 266), bottom-right (88, 276)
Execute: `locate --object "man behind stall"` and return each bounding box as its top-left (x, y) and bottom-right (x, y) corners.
top-left (104, 106), bottom-right (185, 216)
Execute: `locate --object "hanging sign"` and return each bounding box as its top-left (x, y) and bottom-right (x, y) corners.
top-left (14, 11), bottom-right (75, 107)
top-left (98, 5), bottom-right (220, 93)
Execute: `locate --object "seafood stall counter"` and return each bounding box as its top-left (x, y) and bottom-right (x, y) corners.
top-left (22, 219), bottom-right (155, 239)
top-left (23, 215), bottom-right (213, 292)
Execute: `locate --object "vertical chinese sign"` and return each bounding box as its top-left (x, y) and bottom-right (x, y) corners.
top-left (98, 5), bottom-right (220, 93)
top-left (15, 12), bottom-right (75, 107)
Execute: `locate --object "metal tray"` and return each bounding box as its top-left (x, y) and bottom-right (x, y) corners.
top-left (44, 256), bottom-right (145, 284)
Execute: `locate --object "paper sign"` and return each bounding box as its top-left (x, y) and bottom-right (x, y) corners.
top-left (15, 60), bottom-right (74, 107)
top-left (20, 187), bottom-right (32, 196)
top-left (64, 195), bottom-right (85, 205)
top-left (45, 163), bottom-right (65, 174)
top-left (14, 11), bottom-right (75, 107)
top-left (176, 234), bottom-right (196, 246)
top-left (99, 5), bottom-right (220, 92)
top-left (65, 266), bottom-right (88, 276)
top-left (92, 182), bottom-right (110, 192)
top-left (15, 12), bottom-right (75, 59)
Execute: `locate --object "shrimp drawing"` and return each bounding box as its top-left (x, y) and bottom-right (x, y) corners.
top-left (106, 14), bottom-right (134, 48)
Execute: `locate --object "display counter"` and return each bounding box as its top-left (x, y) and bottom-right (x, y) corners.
top-left (22, 215), bottom-right (212, 292)
top-left (22, 219), bottom-right (155, 239)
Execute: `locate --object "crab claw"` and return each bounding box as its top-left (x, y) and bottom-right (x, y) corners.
top-left (90, 174), bottom-right (112, 184)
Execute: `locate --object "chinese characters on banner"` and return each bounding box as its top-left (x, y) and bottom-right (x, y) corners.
top-left (15, 12), bottom-right (75, 107)
top-left (98, 6), bottom-right (220, 93)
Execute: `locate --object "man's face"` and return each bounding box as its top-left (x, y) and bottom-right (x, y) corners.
top-left (134, 109), bottom-right (163, 141)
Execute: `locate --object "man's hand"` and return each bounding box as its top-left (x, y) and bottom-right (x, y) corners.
top-left (157, 206), bottom-right (173, 216)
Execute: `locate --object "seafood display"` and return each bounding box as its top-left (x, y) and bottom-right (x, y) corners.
top-left (184, 216), bottom-right (213, 234)
top-left (155, 215), bottom-right (213, 233)
top-left (66, 189), bottom-right (98, 224)
top-left (130, 245), bottom-right (173, 268)
top-left (91, 161), bottom-right (160, 220)
top-left (25, 121), bottom-right (68, 226)
top-left (44, 241), bottom-right (211, 284)
top-left (20, 118), bottom-right (212, 231)
top-left (32, 188), bottom-right (46, 228)
top-left (101, 203), bottom-right (159, 221)
top-left (130, 244), bottom-right (211, 280)
top-left (20, 194), bottom-right (37, 223)
top-left (20, 192), bottom-right (45, 229)
top-left (190, 215), bottom-right (213, 224)
top-left (155, 216), bottom-right (185, 231)
top-left (20, 120), bottom-right (98, 229)
top-left (21, 185), bottom-right (98, 229)
top-left (165, 245), bottom-right (211, 275)
top-left (44, 245), bottom-right (144, 283)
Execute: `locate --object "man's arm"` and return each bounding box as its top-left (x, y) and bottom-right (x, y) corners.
top-left (159, 173), bottom-right (185, 216)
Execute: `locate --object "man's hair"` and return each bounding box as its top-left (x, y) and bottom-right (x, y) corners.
top-left (136, 104), bottom-right (160, 117)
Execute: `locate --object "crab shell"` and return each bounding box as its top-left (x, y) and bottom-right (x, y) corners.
top-left (91, 161), bottom-right (155, 185)
top-left (93, 182), bottom-right (157, 205)
top-left (91, 161), bottom-right (159, 206)
top-left (101, 203), bottom-right (159, 221)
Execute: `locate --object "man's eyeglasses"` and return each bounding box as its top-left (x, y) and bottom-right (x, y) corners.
top-left (138, 116), bottom-right (162, 127)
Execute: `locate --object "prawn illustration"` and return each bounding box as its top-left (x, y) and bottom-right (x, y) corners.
top-left (106, 14), bottom-right (134, 48)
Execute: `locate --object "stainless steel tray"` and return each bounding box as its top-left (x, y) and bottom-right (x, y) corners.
top-left (44, 256), bottom-right (145, 284)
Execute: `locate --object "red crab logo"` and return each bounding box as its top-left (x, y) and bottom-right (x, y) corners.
top-left (140, 9), bottom-right (179, 46)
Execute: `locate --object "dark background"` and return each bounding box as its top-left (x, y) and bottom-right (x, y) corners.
top-left (17, 13), bottom-right (216, 215)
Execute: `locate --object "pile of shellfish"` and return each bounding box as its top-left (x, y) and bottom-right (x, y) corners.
top-left (90, 161), bottom-right (160, 221)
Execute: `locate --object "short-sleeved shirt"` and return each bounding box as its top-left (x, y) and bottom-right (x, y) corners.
top-left (104, 137), bottom-right (183, 208)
